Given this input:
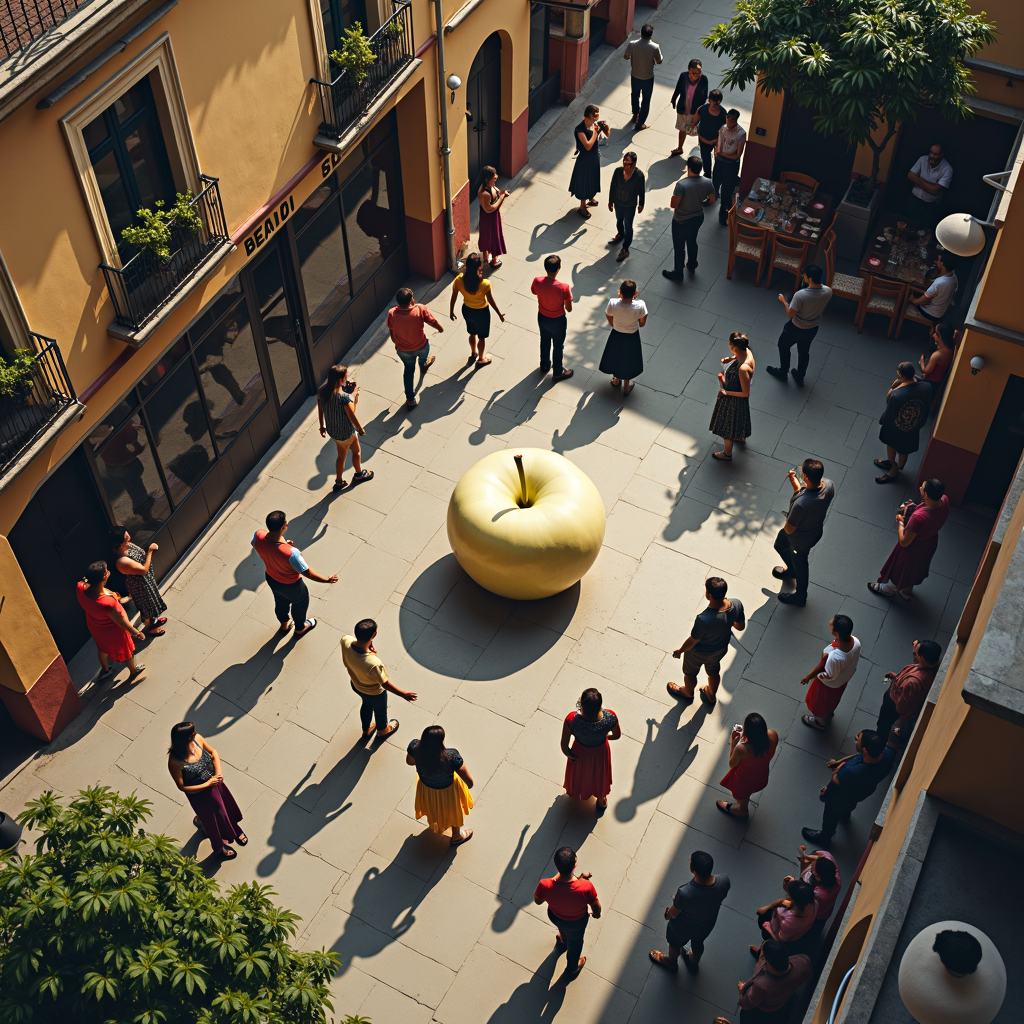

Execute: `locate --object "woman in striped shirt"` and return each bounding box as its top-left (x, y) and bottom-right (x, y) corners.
top-left (317, 364), bottom-right (372, 491)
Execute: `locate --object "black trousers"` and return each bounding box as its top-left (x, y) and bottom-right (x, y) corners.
top-left (351, 682), bottom-right (389, 732)
top-left (776, 321), bottom-right (819, 381)
top-left (666, 919), bottom-right (715, 962)
top-left (672, 215), bottom-right (704, 273)
top-left (877, 689), bottom-right (901, 741)
top-left (740, 999), bottom-right (797, 1024)
top-left (819, 782), bottom-right (858, 841)
top-left (713, 156), bottom-right (741, 223)
top-left (266, 574), bottom-right (309, 626)
top-left (538, 314), bottom-right (567, 374)
top-left (614, 203), bottom-right (637, 250)
top-left (774, 529), bottom-right (811, 599)
top-left (631, 76), bottom-right (654, 125)
top-left (698, 139), bottom-right (714, 178)
top-left (547, 908), bottom-right (589, 971)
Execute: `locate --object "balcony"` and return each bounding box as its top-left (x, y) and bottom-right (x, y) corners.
top-left (0, 332), bottom-right (81, 488)
top-left (100, 175), bottom-right (233, 346)
top-left (311, 1), bottom-right (416, 152)
top-left (0, 0), bottom-right (90, 62)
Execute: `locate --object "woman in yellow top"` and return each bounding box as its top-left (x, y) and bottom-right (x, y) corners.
top-left (449, 251), bottom-right (505, 366)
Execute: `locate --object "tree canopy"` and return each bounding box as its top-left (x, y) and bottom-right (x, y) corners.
top-left (703, 0), bottom-right (998, 189)
top-left (0, 787), bottom-right (341, 1024)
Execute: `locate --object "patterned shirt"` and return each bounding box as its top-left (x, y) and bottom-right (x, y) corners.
top-left (321, 389), bottom-right (354, 440)
top-left (567, 709), bottom-right (618, 748)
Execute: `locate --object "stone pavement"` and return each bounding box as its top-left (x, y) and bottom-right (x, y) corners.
top-left (1, 1), bottom-right (992, 1022)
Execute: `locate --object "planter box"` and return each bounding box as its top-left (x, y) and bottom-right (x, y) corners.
top-left (835, 181), bottom-right (882, 262)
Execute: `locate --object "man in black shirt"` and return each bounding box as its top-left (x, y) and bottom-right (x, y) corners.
top-left (695, 89), bottom-right (727, 179)
top-left (875, 362), bottom-right (934, 484)
top-left (774, 458), bottom-right (835, 607)
top-left (607, 151), bottom-right (646, 263)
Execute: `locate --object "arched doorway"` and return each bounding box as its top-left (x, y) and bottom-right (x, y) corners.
top-left (467, 33), bottom-right (502, 190)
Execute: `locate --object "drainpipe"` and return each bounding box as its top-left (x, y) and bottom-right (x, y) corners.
top-left (431, 0), bottom-right (457, 273)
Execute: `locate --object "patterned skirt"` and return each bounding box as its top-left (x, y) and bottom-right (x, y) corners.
top-left (124, 545), bottom-right (167, 621)
top-left (709, 395), bottom-right (752, 441)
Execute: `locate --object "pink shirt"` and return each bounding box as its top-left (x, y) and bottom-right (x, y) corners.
top-left (684, 81), bottom-right (697, 113)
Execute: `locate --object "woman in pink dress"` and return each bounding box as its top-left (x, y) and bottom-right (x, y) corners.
top-left (868, 478), bottom-right (949, 601)
top-left (717, 713), bottom-right (779, 818)
top-left (476, 166), bottom-right (508, 269)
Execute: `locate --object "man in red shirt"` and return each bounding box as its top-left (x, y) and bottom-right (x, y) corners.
top-left (876, 638), bottom-right (941, 744)
top-left (530, 255), bottom-right (575, 383)
top-left (534, 846), bottom-right (600, 980)
top-left (386, 287), bottom-right (442, 409)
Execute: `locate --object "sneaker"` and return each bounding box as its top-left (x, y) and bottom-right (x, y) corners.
top-left (616, 247), bottom-right (629, 262)
top-left (662, 270), bottom-right (685, 282)
top-left (778, 592), bottom-right (806, 607)
top-left (766, 366), bottom-right (788, 382)
top-left (791, 369), bottom-right (805, 387)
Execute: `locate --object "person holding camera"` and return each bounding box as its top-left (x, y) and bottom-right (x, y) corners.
top-left (317, 363), bottom-right (371, 490)
top-left (569, 104), bottom-right (609, 218)
top-left (717, 713), bottom-right (778, 819)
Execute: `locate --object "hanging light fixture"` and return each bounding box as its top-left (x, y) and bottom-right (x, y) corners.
top-left (935, 213), bottom-right (987, 257)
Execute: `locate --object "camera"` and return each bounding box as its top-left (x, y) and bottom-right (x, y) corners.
top-left (342, 380), bottom-right (356, 393)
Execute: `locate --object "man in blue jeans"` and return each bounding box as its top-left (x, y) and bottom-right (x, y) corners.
top-left (387, 287), bottom-right (442, 409)
top-left (341, 618), bottom-right (417, 740)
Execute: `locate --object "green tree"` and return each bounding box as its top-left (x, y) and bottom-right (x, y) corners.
top-left (329, 25), bottom-right (376, 85)
top-left (703, 0), bottom-right (997, 195)
top-left (0, 787), bottom-right (341, 1024)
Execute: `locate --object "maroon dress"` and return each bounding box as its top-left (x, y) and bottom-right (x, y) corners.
top-left (720, 735), bottom-right (778, 801)
top-left (877, 496), bottom-right (949, 590)
top-left (477, 187), bottom-right (507, 257)
top-left (181, 746), bottom-right (243, 852)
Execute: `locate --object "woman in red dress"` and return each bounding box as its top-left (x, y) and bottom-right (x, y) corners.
top-left (561, 687), bottom-right (621, 817)
top-left (717, 713), bottom-right (779, 818)
top-left (76, 561), bottom-right (146, 681)
top-left (868, 478), bottom-right (949, 602)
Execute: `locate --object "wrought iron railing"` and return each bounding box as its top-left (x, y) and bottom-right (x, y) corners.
top-left (0, 332), bottom-right (77, 477)
top-left (100, 175), bottom-right (230, 333)
top-left (0, 0), bottom-right (89, 61)
top-left (311, 2), bottom-right (414, 141)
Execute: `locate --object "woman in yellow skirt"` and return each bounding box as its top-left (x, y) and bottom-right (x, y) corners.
top-left (406, 725), bottom-right (475, 846)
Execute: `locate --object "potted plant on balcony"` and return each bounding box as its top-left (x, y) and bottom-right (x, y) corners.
top-left (0, 349), bottom-right (37, 405)
top-left (330, 24), bottom-right (376, 86)
top-left (121, 191), bottom-right (202, 267)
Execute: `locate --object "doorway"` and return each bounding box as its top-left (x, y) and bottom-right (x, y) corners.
top-left (965, 375), bottom-right (1024, 510)
top-left (467, 33), bottom-right (502, 189)
top-left (774, 97), bottom-right (856, 202)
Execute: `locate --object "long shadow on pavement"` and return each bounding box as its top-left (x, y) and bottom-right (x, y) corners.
top-left (485, 949), bottom-right (568, 1022)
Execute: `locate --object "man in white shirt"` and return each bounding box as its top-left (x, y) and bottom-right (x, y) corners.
top-left (799, 615), bottom-right (861, 730)
top-left (713, 109), bottom-right (746, 224)
top-left (906, 143), bottom-right (952, 225)
top-left (909, 252), bottom-right (958, 322)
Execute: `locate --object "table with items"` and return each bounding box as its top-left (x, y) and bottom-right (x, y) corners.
top-left (859, 213), bottom-right (944, 288)
top-left (735, 178), bottom-right (833, 244)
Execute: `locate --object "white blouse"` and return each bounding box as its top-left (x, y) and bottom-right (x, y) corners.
top-left (606, 297), bottom-right (648, 333)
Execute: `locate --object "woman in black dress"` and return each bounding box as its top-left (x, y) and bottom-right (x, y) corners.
top-left (111, 526), bottom-right (167, 636)
top-left (709, 332), bottom-right (754, 461)
top-left (569, 104), bottom-right (609, 218)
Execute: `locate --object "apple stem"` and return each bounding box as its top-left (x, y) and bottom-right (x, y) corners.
top-left (513, 454), bottom-right (530, 508)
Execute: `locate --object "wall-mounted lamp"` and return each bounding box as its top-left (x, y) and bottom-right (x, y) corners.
top-left (970, 356), bottom-right (985, 375)
top-left (446, 73), bottom-right (461, 104)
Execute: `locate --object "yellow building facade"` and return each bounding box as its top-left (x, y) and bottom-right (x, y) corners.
top-left (0, 0), bottom-right (531, 739)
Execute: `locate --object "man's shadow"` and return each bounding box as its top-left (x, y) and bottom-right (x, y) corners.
top-left (485, 951), bottom-right (568, 1022)
top-left (468, 375), bottom-right (553, 445)
top-left (551, 389), bottom-right (623, 453)
top-left (527, 217), bottom-right (588, 262)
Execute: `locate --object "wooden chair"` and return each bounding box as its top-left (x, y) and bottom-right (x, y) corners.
top-left (857, 277), bottom-right (907, 338)
top-left (765, 234), bottom-right (809, 291)
top-left (780, 171), bottom-right (819, 194)
top-left (823, 231), bottom-right (867, 321)
top-left (728, 205), bottom-right (769, 285)
top-left (895, 286), bottom-right (934, 340)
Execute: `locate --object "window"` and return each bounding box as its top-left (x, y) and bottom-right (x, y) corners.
top-left (343, 138), bottom-right (401, 298)
top-left (321, 0), bottom-right (370, 49)
top-left (530, 4), bottom-right (551, 93)
top-left (296, 180), bottom-right (351, 343)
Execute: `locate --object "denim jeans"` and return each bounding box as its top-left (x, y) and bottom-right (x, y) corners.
top-left (351, 682), bottom-right (389, 732)
top-left (397, 343), bottom-right (430, 401)
top-left (630, 76), bottom-right (654, 125)
top-left (776, 321), bottom-right (818, 381)
top-left (538, 314), bottom-right (567, 374)
top-left (614, 203), bottom-right (637, 250)
top-left (266, 574), bottom-right (309, 626)
top-left (547, 908), bottom-right (589, 971)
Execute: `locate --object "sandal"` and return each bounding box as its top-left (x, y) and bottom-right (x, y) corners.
top-left (279, 620), bottom-right (293, 632)
top-left (801, 714), bottom-right (826, 731)
top-left (294, 618), bottom-right (318, 637)
top-left (875, 473), bottom-right (899, 484)
top-left (145, 627), bottom-right (165, 637)
top-left (873, 459), bottom-right (892, 470)
top-left (351, 469), bottom-right (374, 484)
top-left (332, 479), bottom-right (347, 491)
top-left (666, 682), bottom-right (694, 704)
top-left (489, 259), bottom-right (502, 270)
top-left (235, 833), bottom-right (248, 847)
top-left (475, 357), bottom-right (492, 366)
top-left (450, 829), bottom-right (474, 847)
top-left (712, 451), bottom-right (732, 461)
top-left (649, 950), bottom-right (678, 972)
top-left (579, 208), bottom-right (591, 219)
top-left (378, 719), bottom-right (400, 738)
top-left (622, 382), bottom-right (635, 395)
top-left (154, 617), bottom-right (167, 626)
top-left (716, 800), bottom-right (749, 819)
top-left (698, 687), bottom-right (717, 709)
top-left (867, 582), bottom-right (892, 598)
top-left (128, 663), bottom-right (146, 680)
top-left (610, 377), bottom-right (621, 387)
top-left (218, 846), bottom-right (238, 860)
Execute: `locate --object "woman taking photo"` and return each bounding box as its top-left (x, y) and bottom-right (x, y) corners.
top-left (477, 166), bottom-right (508, 270)
top-left (920, 322), bottom-right (956, 414)
top-left (717, 712), bottom-right (778, 818)
top-left (600, 279), bottom-right (647, 395)
top-left (167, 722), bottom-right (246, 860)
top-left (111, 526), bottom-right (167, 637)
top-left (77, 561), bottom-right (146, 681)
top-left (317, 364), bottom-right (372, 492)
top-left (709, 332), bottom-right (754, 462)
top-left (569, 104), bottom-right (609, 218)
top-left (407, 725), bottom-right (475, 846)
top-left (449, 252), bottom-right (505, 366)
top-left (561, 687), bottom-right (621, 816)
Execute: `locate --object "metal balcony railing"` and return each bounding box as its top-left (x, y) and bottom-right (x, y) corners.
top-left (0, 332), bottom-right (77, 477)
top-left (311, 2), bottom-right (414, 142)
top-left (99, 175), bottom-right (230, 334)
top-left (0, 0), bottom-right (90, 61)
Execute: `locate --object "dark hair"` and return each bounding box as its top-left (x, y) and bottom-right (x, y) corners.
top-left (109, 525), bottom-right (129, 550)
top-left (554, 846), bottom-right (577, 875)
top-left (169, 721), bottom-right (196, 760)
top-left (729, 331), bottom-right (749, 352)
top-left (641, 24), bottom-right (654, 38)
top-left (802, 459), bottom-right (824, 486)
top-left (762, 940), bottom-right (789, 972)
top-left (933, 930), bottom-right (982, 975)
top-left (743, 713), bottom-right (770, 757)
top-left (934, 323), bottom-right (955, 348)
top-left (897, 361), bottom-right (916, 381)
top-left (579, 687), bottom-right (603, 717)
top-left (726, 108), bottom-right (740, 120)
top-left (687, 58), bottom-right (701, 69)
top-left (687, 155), bottom-right (703, 175)
top-left (317, 364), bottom-right (348, 401)
top-left (544, 254), bottom-right (561, 274)
top-left (708, 88), bottom-right (723, 103)
top-left (623, 151), bottom-right (638, 165)
top-left (415, 725), bottom-right (449, 777)
top-left (584, 103), bottom-right (600, 119)
top-left (476, 165), bottom-right (498, 192)
top-left (814, 856), bottom-right (837, 888)
top-left (917, 639), bottom-right (942, 666)
top-left (690, 850), bottom-right (714, 877)
top-left (832, 614), bottom-right (854, 641)
top-left (462, 252), bottom-right (483, 294)
top-left (396, 287), bottom-right (414, 307)
top-left (804, 263), bottom-right (822, 285)
top-left (266, 510), bottom-right (287, 532)
top-left (787, 879), bottom-right (815, 911)
top-left (923, 477), bottom-right (945, 500)
top-left (860, 729), bottom-right (886, 758)
top-left (85, 561), bottom-right (108, 586)
top-left (939, 252), bottom-right (957, 271)
top-left (706, 576), bottom-right (728, 600)
top-left (619, 280), bottom-right (637, 301)
top-left (354, 618), bottom-right (377, 642)
top-left (930, 142), bottom-right (944, 154)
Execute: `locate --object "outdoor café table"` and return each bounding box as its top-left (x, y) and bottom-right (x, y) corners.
top-left (860, 211), bottom-right (943, 289)
top-left (735, 178), bottom-right (833, 247)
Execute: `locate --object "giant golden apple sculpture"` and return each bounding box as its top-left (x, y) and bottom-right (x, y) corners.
top-left (447, 448), bottom-right (606, 600)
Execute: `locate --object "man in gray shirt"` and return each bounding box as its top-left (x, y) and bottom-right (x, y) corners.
top-left (774, 458), bottom-right (835, 607)
top-left (663, 156), bottom-right (716, 281)
top-left (766, 264), bottom-right (833, 387)
top-left (624, 24), bottom-right (662, 130)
